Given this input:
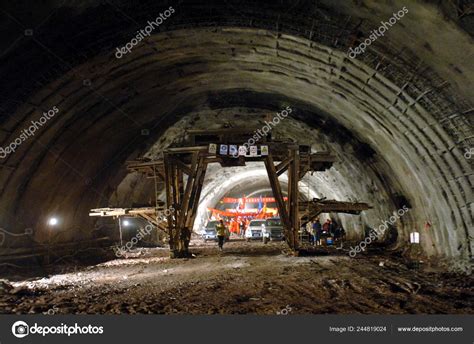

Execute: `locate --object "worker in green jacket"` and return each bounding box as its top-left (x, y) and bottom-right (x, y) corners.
top-left (216, 220), bottom-right (227, 251)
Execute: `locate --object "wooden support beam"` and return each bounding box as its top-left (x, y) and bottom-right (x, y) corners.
top-left (163, 153), bottom-right (175, 251)
top-left (176, 152), bottom-right (199, 231)
top-left (171, 162), bottom-right (181, 247)
top-left (168, 162), bottom-right (178, 247)
top-left (299, 199), bottom-right (371, 226)
top-left (138, 212), bottom-right (168, 233)
top-left (171, 156), bottom-right (192, 176)
top-left (275, 157), bottom-right (291, 176)
top-left (154, 170), bottom-right (165, 181)
top-left (264, 154), bottom-right (294, 250)
top-left (89, 207), bottom-right (169, 235)
top-left (165, 146), bottom-right (208, 154)
top-left (185, 156), bottom-right (208, 229)
top-left (89, 207), bottom-right (158, 217)
top-left (287, 148), bottom-right (300, 250)
top-left (163, 152), bottom-right (198, 257)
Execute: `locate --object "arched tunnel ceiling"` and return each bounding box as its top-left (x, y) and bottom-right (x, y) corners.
top-left (0, 0), bottom-right (472, 260)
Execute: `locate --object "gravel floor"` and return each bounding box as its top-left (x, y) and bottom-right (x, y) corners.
top-left (0, 240), bottom-right (472, 314)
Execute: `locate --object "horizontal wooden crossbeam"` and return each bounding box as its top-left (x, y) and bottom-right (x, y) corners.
top-left (299, 199), bottom-right (372, 226)
top-left (89, 207), bottom-right (169, 232)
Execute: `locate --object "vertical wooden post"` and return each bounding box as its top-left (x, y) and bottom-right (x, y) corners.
top-left (264, 153), bottom-right (296, 250)
top-left (176, 153), bottom-right (199, 230)
top-left (163, 153), bottom-right (176, 253)
top-left (185, 156), bottom-right (208, 229)
top-left (180, 155), bottom-right (208, 254)
top-left (168, 152), bottom-right (198, 257)
top-left (288, 147), bottom-right (300, 250)
top-left (118, 218), bottom-right (124, 247)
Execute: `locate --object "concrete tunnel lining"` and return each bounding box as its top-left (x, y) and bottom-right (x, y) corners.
top-left (0, 1), bottom-right (472, 264)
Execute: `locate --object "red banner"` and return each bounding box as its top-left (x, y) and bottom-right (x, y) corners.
top-left (222, 197), bottom-right (288, 204)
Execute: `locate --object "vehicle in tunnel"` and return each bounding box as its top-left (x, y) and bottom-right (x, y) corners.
top-left (245, 219), bottom-right (266, 241)
top-left (201, 220), bottom-right (218, 242)
top-left (262, 217), bottom-right (284, 243)
top-left (202, 227), bottom-right (217, 242)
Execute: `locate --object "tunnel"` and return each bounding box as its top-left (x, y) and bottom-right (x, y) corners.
top-left (0, 0), bottom-right (472, 315)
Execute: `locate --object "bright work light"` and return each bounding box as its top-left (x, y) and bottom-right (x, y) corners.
top-left (48, 217), bottom-right (58, 226)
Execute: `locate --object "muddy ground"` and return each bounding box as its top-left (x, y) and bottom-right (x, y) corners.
top-left (0, 239), bottom-right (472, 314)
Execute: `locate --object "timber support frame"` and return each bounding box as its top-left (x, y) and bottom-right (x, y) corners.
top-left (164, 150), bottom-right (209, 258)
top-left (98, 128), bottom-right (371, 258)
top-left (264, 145), bottom-right (300, 250)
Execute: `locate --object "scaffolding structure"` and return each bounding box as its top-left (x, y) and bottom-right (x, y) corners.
top-left (90, 129), bottom-right (371, 258)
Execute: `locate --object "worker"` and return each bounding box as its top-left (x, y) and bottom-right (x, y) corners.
top-left (340, 226), bottom-right (346, 240)
top-left (216, 219), bottom-right (227, 251)
top-left (300, 223), bottom-right (308, 242)
top-left (322, 219), bottom-right (331, 234)
top-left (312, 219), bottom-right (322, 246)
top-left (231, 219), bottom-right (239, 234)
top-left (329, 219), bottom-right (337, 237)
top-left (239, 221), bottom-right (245, 237)
top-left (308, 223), bottom-right (314, 245)
top-left (335, 225), bottom-right (346, 248)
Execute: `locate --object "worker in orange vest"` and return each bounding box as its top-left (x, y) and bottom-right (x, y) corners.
top-left (216, 220), bottom-right (227, 251)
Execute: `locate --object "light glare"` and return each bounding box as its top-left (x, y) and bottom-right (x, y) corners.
top-left (48, 217), bottom-right (58, 226)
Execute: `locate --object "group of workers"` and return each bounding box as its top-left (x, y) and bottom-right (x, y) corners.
top-left (215, 217), bottom-right (346, 251)
top-left (305, 218), bottom-right (346, 246)
top-left (228, 218), bottom-right (251, 236)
